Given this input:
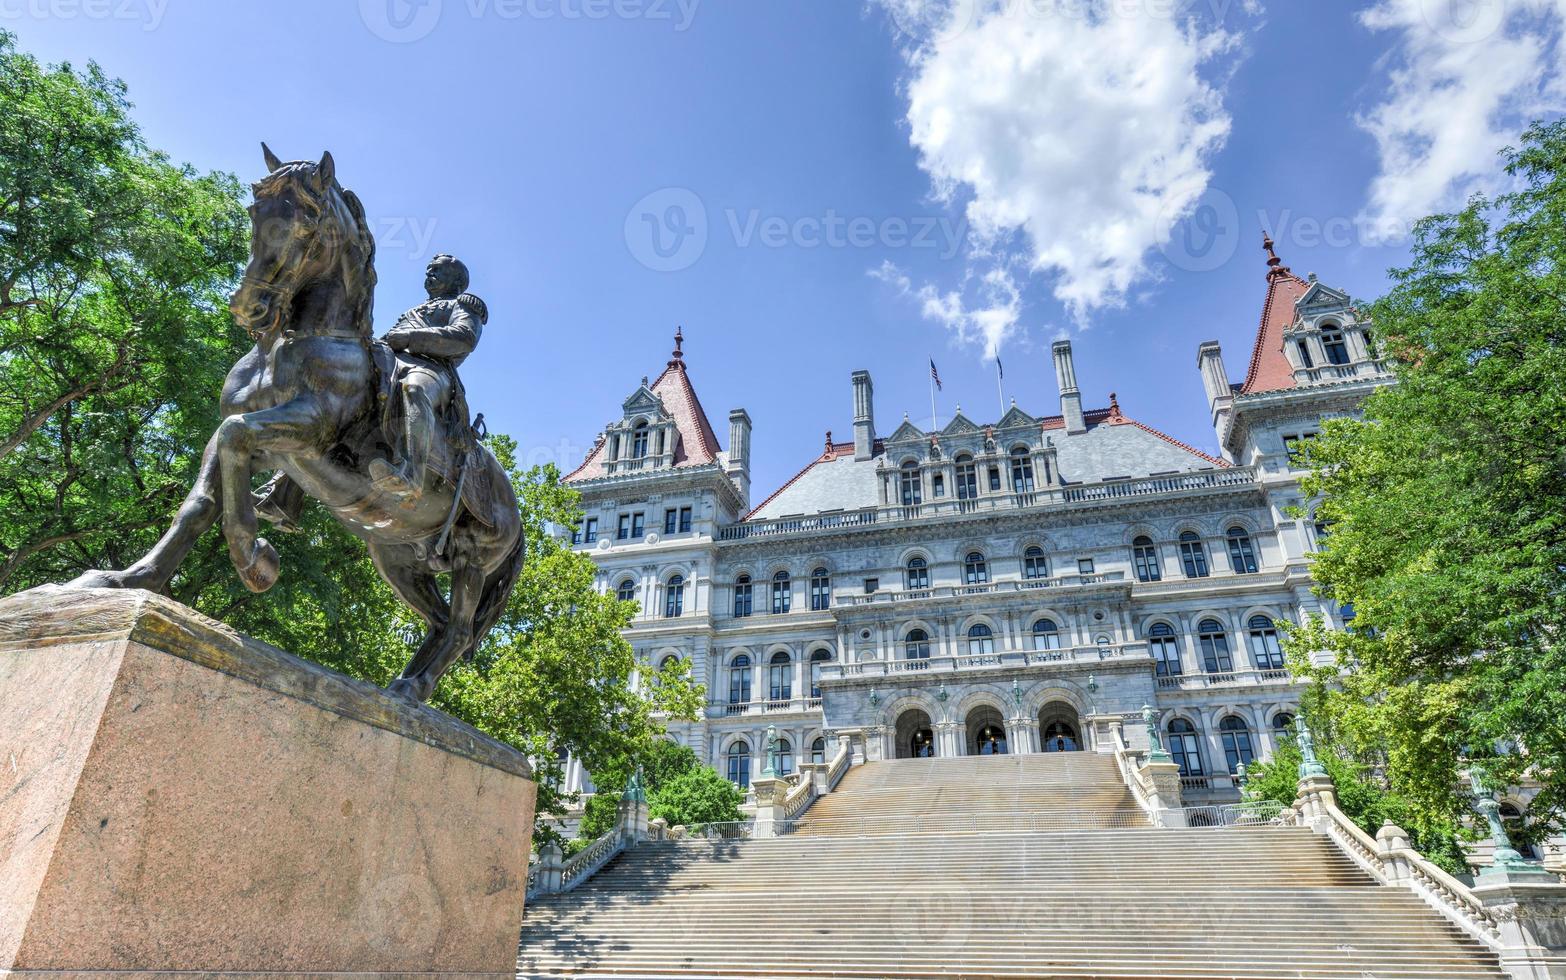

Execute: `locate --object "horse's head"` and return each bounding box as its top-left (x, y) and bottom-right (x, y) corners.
top-left (231, 144), bottom-right (376, 340)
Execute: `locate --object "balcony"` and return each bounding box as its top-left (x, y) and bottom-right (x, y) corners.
top-left (820, 642), bottom-right (1150, 681)
top-left (709, 697), bottom-right (821, 719)
top-left (1155, 668), bottom-right (1295, 692)
top-left (717, 467), bottom-right (1258, 542)
top-left (844, 571), bottom-right (1126, 607)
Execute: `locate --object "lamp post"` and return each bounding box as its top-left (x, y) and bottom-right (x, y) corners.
top-left (1143, 704), bottom-right (1171, 763)
top-left (761, 725), bottom-right (780, 778)
top-left (1296, 719), bottom-right (1327, 779)
top-left (1469, 765), bottom-right (1537, 877)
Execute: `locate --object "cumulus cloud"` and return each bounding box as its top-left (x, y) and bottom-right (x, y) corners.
top-left (880, 0), bottom-right (1243, 321)
top-left (870, 260), bottom-right (1023, 358)
top-left (1357, 0), bottom-right (1566, 238)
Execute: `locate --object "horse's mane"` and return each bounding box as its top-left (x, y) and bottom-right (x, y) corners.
top-left (255, 162), bottom-right (378, 339)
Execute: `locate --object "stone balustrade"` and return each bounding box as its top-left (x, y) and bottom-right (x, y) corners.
top-left (821, 642), bottom-right (1150, 682)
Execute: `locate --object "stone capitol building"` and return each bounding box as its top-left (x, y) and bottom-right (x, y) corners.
top-left (559, 244), bottom-right (1388, 806)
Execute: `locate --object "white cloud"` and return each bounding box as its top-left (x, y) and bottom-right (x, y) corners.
top-left (870, 260), bottom-right (1022, 357)
top-left (881, 0), bottom-right (1242, 320)
top-left (1357, 0), bottom-right (1566, 238)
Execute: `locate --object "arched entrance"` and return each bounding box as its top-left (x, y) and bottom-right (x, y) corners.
top-left (1038, 701), bottom-right (1082, 752)
top-left (895, 708), bottom-right (936, 759)
top-left (965, 704), bottom-right (1008, 755)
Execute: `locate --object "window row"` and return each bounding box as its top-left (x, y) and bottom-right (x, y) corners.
top-left (1168, 712), bottom-right (1295, 777)
top-left (733, 568), bottom-right (833, 617)
top-left (897, 447), bottom-right (1044, 505)
top-left (724, 735), bottom-right (829, 787)
top-left (1150, 616), bottom-right (1285, 676)
top-left (727, 650), bottom-right (835, 703)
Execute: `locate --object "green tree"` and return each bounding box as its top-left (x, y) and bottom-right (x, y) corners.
top-left (648, 767), bottom-right (745, 829)
top-left (0, 30), bottom-right (249, 590)
top-left (0, 35), bottom-right (703, 847)
top-left (1283, 120), bottom-right (1566, 842)
top-left (574, 739), bottom-right (703, 844)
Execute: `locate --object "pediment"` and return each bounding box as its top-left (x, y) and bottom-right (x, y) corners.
top-left (995, 406), bottom-right (1036, 429)
top-left (1296, 280), bottom-right (1352, 313)
top-left (621, 386), bottom-right (666, 420)
top-left (942, 412), bottom-right (982, 436)
top-left (886, 419), bottom-right (926, 443)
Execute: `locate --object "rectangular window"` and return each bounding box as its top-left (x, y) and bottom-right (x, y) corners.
top-left (932, 474), bottom-right (946, 498)
top-left (664, 509), bottom-right (678, 535)
top-left (1077, 558), bottom-right (1095, 575)
top-left (679, 507), bottom-right (693, 533)
top-left (988, 466), bottom-right (1002, 491)
top-left (1284, 432), bottom-right (1317, 465)
top-left (617, 515), bottom-right (631, 540)
top-left (631, 513), bottom-right (645, 538)
top-left (863, 578), bottom-right (879, 595)
top-left (1296, 340), bottom-right (1314, 369)
top-left (583, 518), bottom-right (598, 543)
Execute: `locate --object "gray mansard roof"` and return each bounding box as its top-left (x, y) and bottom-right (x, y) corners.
top-left (747, 405), bottom-right (1224, 521)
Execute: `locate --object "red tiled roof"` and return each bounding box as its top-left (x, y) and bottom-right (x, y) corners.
top-left (565, 337), bottom-right (723, 484)
top-left (1240, 237), bottom-right (1309, 395)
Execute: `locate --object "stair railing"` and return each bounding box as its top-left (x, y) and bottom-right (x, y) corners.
top-left (1296, 774), bottom-right (1504, 949)
top-left (1110, 722), bottom-right (1183, 826)
top-left (825, 738), bottom-right (852, 791)
top-left (528, 794), bottom-right (653, 900)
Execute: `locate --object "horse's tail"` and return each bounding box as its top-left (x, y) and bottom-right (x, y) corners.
top-left (464, 530), bottom-right (525, 661)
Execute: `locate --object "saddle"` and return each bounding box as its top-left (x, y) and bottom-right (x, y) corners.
top-left (369, 340), bottom-right (509, 530)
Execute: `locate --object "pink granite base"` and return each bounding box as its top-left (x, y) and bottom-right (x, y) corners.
top-left (0, 587), bottom-right (536, 979)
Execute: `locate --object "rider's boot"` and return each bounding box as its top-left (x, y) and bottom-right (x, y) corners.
top-left (254, 472), bottom-right (306, 532)
top-left (369, 385), bottom-right (434, 503)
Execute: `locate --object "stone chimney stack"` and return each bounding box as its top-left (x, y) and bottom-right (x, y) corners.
top-left (1197, 341), bottom-right (1233, 427)
top-left (1051, 341), bottom-right (1087, 434)
top-left (727, 408), bottom-right (752, 506)
top-left (852, 370), bottom-right (876, 461)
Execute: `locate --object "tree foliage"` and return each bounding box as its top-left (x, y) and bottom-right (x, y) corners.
top-left (570, 738), bottom-right (743, 848)
top-left (1282, 120), bottom-right (1566, 842)
top-left (0, 34), bottom-right (702, 846)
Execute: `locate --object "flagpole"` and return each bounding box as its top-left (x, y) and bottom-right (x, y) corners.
top-left (929, 371), bottom-right (938, 431)
top-left (996, 357), bottom-right (1006, 417)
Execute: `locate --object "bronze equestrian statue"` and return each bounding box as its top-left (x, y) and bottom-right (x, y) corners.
top-left (73, 146), bottom-right (524, 703)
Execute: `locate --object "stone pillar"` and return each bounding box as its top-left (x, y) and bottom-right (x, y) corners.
top-left (534, 842), bottom-right (565, 896)
top-left (1471, 876), bottom-right (1566, 979)
top-left (750, 775), bottom-right (787, 839)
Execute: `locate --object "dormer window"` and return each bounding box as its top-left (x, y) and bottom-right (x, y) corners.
top-left (1322, 327), bottom-right (1350, 366)
top-left (1296, 339), bottom-right (1315, 369)
top-left (631, 422), bottom-right (650, 459)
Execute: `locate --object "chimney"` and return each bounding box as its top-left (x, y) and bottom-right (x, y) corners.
top-left (1197, 341), bottom-right (1233, 426)
top-left (727, 408), bottom-right (752, 506)
top-left (1051, 341), bottom-right (1086, 434)
top-left (852, 370), bottom-right (876, 461)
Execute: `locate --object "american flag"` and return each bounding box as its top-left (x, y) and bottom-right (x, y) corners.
top-left (929, 358), bottom-right (943, 391)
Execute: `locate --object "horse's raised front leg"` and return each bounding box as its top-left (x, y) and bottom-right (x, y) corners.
top-left (71, 428), bottom-right (225, 593)
top-left (214, 397), bottom-right (326, 593)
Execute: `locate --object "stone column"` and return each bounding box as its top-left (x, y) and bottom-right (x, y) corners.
top-left (750, 775), bottom-right (787, 839)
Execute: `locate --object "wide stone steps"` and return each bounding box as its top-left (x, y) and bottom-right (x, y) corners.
top-left (518, 755), bottom-right (1505, 978)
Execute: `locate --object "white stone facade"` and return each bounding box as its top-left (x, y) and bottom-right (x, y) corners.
top-left (563, 255), bottom-right (1390, 805)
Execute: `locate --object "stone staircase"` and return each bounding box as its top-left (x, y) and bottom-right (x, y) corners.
top-left (518, 753), bottom-right (1505, 979)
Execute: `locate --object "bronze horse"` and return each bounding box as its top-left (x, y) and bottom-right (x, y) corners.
top-left (74, 148), bottom-right (523, 702)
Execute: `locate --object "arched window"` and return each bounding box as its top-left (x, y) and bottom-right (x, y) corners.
top-left (653, 654), bottom-right (680, 688)
top-left (964, 551), bottom-right (989, 585)
top-left (771, 571), bottom-right (792, 615)
top-left (1322, 327), bottom-right (1350, 365)
top-left (967, 623), bottom-right (995, 656)
top-left (1219, 715), bottom-right (1256, 774)
top-left (663, 575), bottom-right (685, 618)
top-left (1132, 535), bottom-right (1161, 583)
top-left (1032, 618), bottom-right (1062, 651)
top-left (1023, 546), bottom-right (1048, 581)
top-left (1179, 531), bottom-right (1210, 578)
top-left (728, 655), bottom-right (752, 705)
top-left (1248, 615), bottom-right (1284, 670)
top-left (905, 629), bottom-right (931, 667)
top-left (768, 651), bottom-right (793, 701)
top-left (1149, 622), bottom-right (1182, 677)
top-left (616, 578), bottom-right (637, 603)
top-left (1499, 803), bottom-right (1539, 860)
top-left (726, 740), bottom-right (751, 788)
top-left (905, 556), bottom-right (930, 590)
top-left (733, 575), bottom-right (753, 618)
top-left (1272, 712), bottom-right (1296, 734)
top-left (1010, 447), bottom-right (1035, 492)
top-left (1198, 619), bottom-right (1232, 673)
top-left (954, 455), bottom-right (978, 500)
top-left (774, 738), bottom-right (795, 777)
top-left (899, 461), bottom-right (922, 506)
top-left (809, 649), bottom-right (832, 699)
top-left (810, 567), bottom-right (831, 611)
top-left (810, 736), bottom-right (826, 765)
top-left (631, 421), bottom-right (650, 459)
top-left (1168, 719), bottom-right (1204, 777)
top-left (1226, 526), bottom-right (1259, 574)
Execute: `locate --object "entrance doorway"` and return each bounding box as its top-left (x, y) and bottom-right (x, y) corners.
top-left (1039, 702), bottom-right (1083, 752)
top-left (895, 708), bottom-right (936, 759)
top-left (965, 705), bottom-right (1008, 755)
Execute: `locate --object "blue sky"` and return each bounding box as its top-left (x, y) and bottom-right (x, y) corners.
top-left (11, 0), bottom-right (1562, 498)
